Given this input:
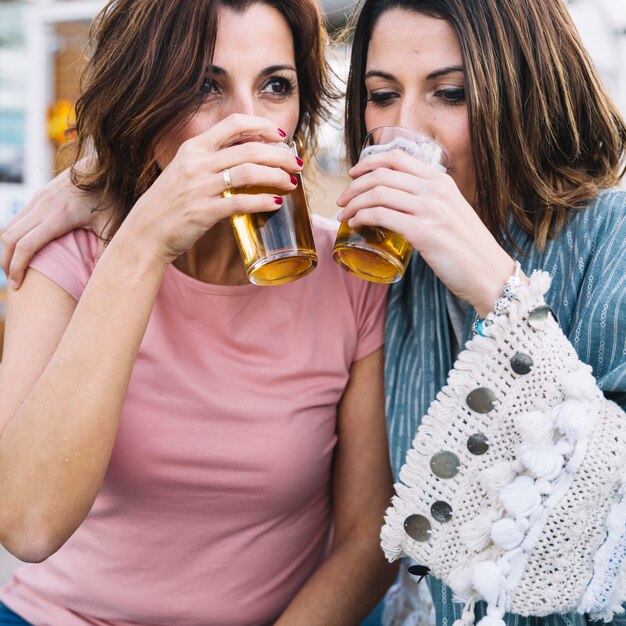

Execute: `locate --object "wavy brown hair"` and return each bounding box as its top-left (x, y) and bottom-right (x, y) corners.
top-left (345, 0), bottom-right (626, 249)
top-left (71, 0), bottom-right (338, 239)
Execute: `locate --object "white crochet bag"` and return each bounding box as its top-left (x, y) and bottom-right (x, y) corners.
top-left (381, 272), bottom-right (626, 626)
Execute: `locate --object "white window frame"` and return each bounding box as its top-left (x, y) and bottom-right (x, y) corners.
top-left (23, 1), bottom-right (105, 195)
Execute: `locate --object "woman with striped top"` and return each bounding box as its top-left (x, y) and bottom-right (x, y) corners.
top-left (336, 0), bottom-right (626, 625)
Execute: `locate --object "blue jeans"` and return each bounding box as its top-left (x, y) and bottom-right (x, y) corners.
top-left (0, 603), bottom-right (31, 625)
top-left (0, 598), bottom-right (379, 626)
top-left (361, 600), bottom-right (384, 625)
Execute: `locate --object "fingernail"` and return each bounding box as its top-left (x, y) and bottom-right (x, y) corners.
top-left (9, 278), bottom-right (18, 290)
top-left (295, 157), bottom-right (303, 167)
top-left (290, 175), bottom-right (298, 185)
top-left (273, 196), bottom-right (283, 205)
top-left (336, 210), bottom-right (345, 220)
top-left (278, 128), bottom-right (287, 138)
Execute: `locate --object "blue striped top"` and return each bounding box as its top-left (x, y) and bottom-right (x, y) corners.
top-left (384, 189), bottom-right (626, 626)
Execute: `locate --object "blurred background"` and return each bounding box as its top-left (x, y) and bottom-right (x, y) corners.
top-left (0, 0), bottom-right (626, 601)
top-left (1, 0), bottom-right (626, 279)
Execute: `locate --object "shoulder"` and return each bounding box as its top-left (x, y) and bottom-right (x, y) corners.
top-left (585, 188), bottom-right (626, 212)
top-left (29, 229), bottom-right (104, 300)
top-left (34, 228), bottom-right (103, 265)
top-left (532, 189), bottom-right (626, 264)
top-left (568, 189), bottom-right (626, 239)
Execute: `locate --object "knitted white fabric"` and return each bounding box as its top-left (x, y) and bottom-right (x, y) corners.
top-left (380, 271), bottom-right (626, 626)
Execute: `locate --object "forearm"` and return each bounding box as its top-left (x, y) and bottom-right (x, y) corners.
top-left (275, 535), bottom-right (398, 626)
top-left (0, 230), bottom-right (166, 561)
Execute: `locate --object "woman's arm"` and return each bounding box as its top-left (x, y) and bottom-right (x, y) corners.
top-left (0, 161), bottom-right (108, 290)
top-left (275, 347), bottom-right (399, 626)
top-left (0, 231), bottom-right (168, 562)
top-left (0, 114), bottom-right (299, 563)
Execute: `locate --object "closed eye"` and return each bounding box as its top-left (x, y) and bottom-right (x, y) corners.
top-left (435, 87), bottom-right (465, 105)
top-left (366, 91), bottom-right (400, 108)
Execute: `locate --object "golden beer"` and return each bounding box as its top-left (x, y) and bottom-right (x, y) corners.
top-left (227, 178), bottom-right (317, 286)
top-left (332, 222), bottom-right (413, 284)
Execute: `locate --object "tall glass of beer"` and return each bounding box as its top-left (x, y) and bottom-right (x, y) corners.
top-left (332, 127), bottom-right (448, 284)
top-left (223, 137), bottom-right (317, 286)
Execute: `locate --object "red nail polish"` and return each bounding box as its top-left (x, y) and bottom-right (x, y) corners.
top-left (290, 175), bottom-right (298, 185)
top-left (278, 128), bottom-right (287, 137)
top-left (273, 196), bottom-right (283, 205)
top-left (295, 157), bottom-right (303, 167)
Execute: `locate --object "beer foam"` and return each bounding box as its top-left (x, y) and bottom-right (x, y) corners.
top-left (360, 136), bottom-right (447, 172)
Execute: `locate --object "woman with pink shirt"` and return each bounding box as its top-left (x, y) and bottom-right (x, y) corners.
top-left (0, 1), bottom-right (397, 624)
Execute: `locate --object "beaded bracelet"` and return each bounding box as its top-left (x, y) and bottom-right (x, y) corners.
top-left (472, 261), bottom-right (523, 337)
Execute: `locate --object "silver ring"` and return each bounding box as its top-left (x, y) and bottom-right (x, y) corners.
top-left (222, 168), bottom-right (233, 196)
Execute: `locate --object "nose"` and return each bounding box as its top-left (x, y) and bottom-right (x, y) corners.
top-left (227, 90), bottom-right (260, 117)
top-left (396, 98), bottom-right (433, 137)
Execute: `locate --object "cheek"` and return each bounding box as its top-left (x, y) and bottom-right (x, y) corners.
top-left (155, 117), bottom-right (207, 169)
top-left (438, 114), bottom-right (474, 198)
top-left (364, 105), bottom-right (383, 133)
top-left (449, 139), bottom-right (477, 203)
top-left (277, 100), bottom-right (300, 139)
top-left (156, 135), bottom-right (186, 169)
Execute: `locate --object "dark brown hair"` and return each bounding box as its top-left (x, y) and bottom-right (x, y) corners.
top-left (71, 0), bottom-right (338, 238)
top-left (345, 0), bottom-right (626, 249)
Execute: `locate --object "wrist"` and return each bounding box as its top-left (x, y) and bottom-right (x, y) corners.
top-left (474, 258), bottom-right (527, 318)
top-left (116, 204), bottom-right (177, 266)
top-left (104, 221), bottom-right (170, 282)
top-left (473, 261), bottom-right (527, 336)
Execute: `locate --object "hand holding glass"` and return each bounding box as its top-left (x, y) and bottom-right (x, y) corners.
top-left (223, 137), bottom-right (317, 286)
top-left (332, 127), bottom-right (449, 284)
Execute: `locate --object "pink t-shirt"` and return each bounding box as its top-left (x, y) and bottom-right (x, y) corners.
top-left (0, 215), bottom-right (387, 626)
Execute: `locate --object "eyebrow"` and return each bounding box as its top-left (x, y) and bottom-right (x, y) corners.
top-left (208, 65), bottom-right (226, 76)
top-left (208, 64), bottom-right (297, 77)
top-left (426, 65), bottom-right (464, 80)
top-left (364, 65), bottom-right (465, 81)
top-left (260, 64), bottom-right (297, 76)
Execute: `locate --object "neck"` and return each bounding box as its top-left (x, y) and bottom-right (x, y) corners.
top-left (173, 221), bottom-right (247, 286)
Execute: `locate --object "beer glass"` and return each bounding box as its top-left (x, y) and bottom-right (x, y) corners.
top-left (224, 137), bottom-right (317, 286)
top-left (332, 127), bottom-right (448, 284)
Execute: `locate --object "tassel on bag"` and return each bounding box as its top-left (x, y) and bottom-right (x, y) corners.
top-left (477, 461), bottom-right (517, 498)
top-left (514, 410), bottom-right (553, 445)
top-left (459, 509), bottom-right (500, 552)
top-left (499, 476), bottom-right (542, 518)
top-left (518, 443), bottom-right (564, 480)
top-left (490, 518), bottom-right (525, 550)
